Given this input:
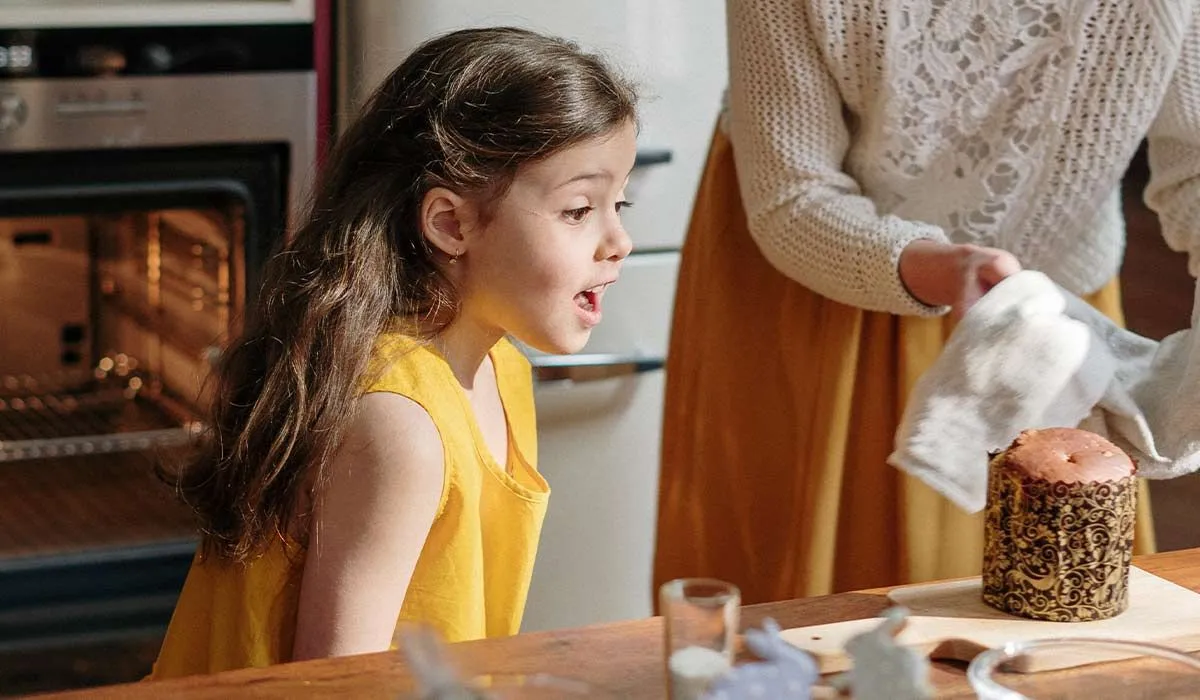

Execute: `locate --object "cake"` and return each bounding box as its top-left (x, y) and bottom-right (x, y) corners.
top-left (981, 427), bottom-right (1137, 622)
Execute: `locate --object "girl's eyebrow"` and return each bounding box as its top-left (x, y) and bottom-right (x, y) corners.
top-left (553, 170), bottom-right (614, 190)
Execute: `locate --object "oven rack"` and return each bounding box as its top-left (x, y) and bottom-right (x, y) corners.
top-left (0, 372), bottom-right (202, 463)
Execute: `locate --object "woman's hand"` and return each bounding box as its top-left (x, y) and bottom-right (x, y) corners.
top-left (898, 239), bottom-right (1022, 319)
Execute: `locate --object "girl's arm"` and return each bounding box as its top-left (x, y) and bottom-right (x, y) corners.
top-left (292, 392), bottom-right (444, 661)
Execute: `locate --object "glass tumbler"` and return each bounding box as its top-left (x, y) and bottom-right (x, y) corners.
top-left (660, 578), bottom-right (740, 700)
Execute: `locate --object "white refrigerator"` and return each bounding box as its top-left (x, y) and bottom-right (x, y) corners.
top-left (337, 0), bottom-right (729, 632)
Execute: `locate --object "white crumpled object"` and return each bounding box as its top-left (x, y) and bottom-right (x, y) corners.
top-left (889, 270), bottom-right (1200, 513)
top-left (703, 618), bottom-right (819, 699)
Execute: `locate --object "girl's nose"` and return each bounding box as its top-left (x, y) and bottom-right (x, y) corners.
top-left (601, 220), bottom-right (633, 262)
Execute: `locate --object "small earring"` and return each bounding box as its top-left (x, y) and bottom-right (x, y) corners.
top-left (448, 250), bottom-right (461, 265)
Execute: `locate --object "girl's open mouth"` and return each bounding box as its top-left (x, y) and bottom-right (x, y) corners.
top-left (574, 282), bottom-right (612, 324)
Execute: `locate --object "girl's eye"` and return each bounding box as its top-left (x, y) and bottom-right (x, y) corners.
top-left (615, 200), bottom-right (634, 213)
top-left (564, 206), bottom-right (594, 223)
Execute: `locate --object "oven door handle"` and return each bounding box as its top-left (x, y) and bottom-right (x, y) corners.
top-left (530, 353), bottom-right (666, 383)
top-left (0, 179), bottom-right (254, 217)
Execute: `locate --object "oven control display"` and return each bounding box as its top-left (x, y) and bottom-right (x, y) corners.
top-left (0, 44), bottom-right (36, 75)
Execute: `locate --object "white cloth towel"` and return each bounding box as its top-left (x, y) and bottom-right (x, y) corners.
top-left (889, 270), bottom-right (1200, 513)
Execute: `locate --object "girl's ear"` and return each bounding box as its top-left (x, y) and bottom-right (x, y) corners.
top-left (420, 187), bottom-right (472, 259)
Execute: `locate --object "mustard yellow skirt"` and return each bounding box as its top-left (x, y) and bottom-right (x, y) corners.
top-left (653, 127), bottom-right (1156, 605)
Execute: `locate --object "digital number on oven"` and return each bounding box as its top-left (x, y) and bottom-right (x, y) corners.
top-left (0, 45), bottom-right (36, 73)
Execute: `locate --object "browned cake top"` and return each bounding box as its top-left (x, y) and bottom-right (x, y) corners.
top-left (1001, 428), bottom-right (1135, 483)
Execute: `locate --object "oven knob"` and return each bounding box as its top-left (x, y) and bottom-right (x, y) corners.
top-left (0, 93), bottom-right (27, 134)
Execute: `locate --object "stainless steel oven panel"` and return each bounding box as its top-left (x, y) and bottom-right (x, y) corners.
top-left (0, 72), bottom-right (316, 223)
top-left (0, 1), bottom-right (314, 29)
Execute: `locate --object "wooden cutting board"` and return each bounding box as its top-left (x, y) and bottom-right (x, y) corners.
top-left (780, 567), bottom-right (1200, 674)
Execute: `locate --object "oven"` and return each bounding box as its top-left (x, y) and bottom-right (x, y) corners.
top-left (0, 8), bottom-right (316, 654)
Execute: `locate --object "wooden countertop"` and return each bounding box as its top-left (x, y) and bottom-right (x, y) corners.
top-left (43, 549), bottom-right (1200, 699)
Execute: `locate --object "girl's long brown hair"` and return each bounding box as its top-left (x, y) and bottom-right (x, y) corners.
top-left (169, 27), bottom-right (638, 561)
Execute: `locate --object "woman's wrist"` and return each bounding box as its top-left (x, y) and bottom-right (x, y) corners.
top-left (898, 238), bottom-right (961, 307)
top-left (898, 239), bottom-right (1022, 314)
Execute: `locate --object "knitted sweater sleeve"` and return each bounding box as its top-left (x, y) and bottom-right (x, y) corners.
top-left (724, 0), bottom-right (949, 316)
top-left (1145, 13), bottom-right (1200, 278)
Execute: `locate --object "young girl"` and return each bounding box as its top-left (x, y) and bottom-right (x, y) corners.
top-left (150, 26), bottom-right (637, 678)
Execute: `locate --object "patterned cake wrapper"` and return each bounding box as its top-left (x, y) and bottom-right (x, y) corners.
top-left (982, 454), bottom-right (1137, 622)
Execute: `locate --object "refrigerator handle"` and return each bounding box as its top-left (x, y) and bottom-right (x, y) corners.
top-left (530, 353), bottom-right (666, 383)
top-left (633, 148), bottom-right (673, 168)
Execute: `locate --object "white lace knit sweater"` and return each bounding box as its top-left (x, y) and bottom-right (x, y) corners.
top-left (725, 0), bottom-right (1200, 315)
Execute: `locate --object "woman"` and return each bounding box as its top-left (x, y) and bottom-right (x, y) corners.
top-left (653, 0), bottom-right (1191, 603)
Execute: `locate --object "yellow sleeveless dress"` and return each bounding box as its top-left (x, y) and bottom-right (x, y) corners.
top-left (150, 335), bottom-right (548, 679)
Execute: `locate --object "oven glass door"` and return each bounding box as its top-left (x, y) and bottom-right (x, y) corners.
top-left (0, 142), bottom-right (285, 650)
